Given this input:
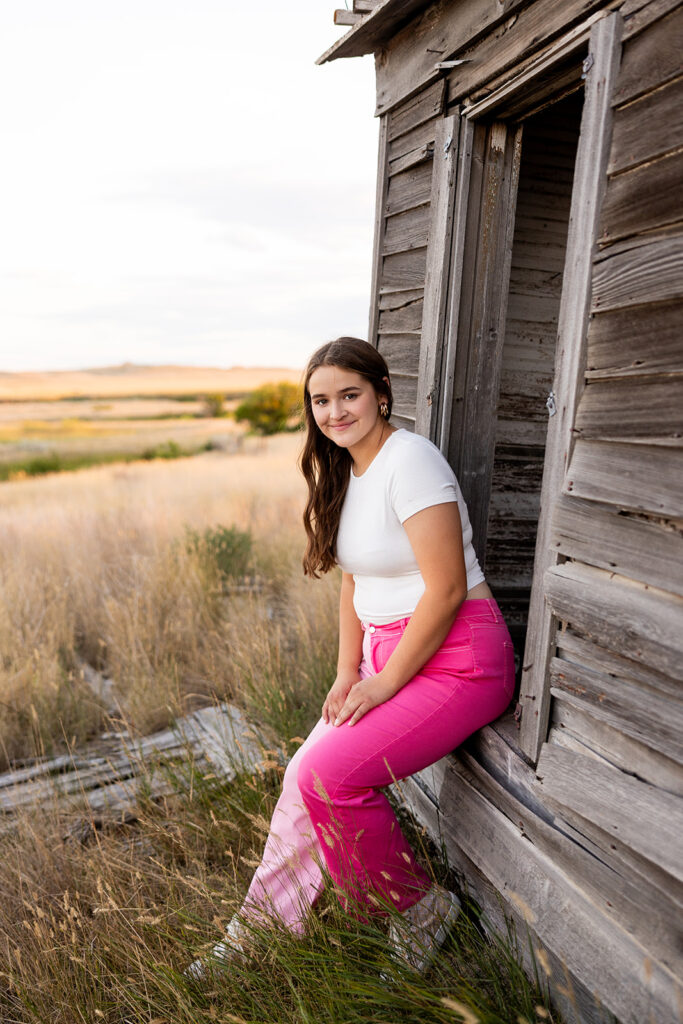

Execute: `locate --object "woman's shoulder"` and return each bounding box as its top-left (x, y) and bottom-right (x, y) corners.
top-left (387, 429), bottom-right (452, 469)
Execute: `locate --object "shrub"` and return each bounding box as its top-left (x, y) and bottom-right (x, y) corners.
top-left (184, 523), bottom-right (253, 583)
top-left (234, 382), bottom-right (302, 436)
top-left (201, 392), bottom-right (226, 418)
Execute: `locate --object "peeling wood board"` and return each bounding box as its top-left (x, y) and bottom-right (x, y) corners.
top-left (378, 296), bottom-right (424, 333)
top-left (613, 3), bottom-right (683, 104)
top-left (565, 438), bottom-right (683, 516)
top-left (550, 689), bottom-right (683, 794)
top-left (385, 160), bottom-right (433, 216)
top-left (551, 492), bottom-right (683, 595)
top-left (586, 300), bottom-right (683, 377)
top-left (543, 560), bottom-right (683, 680)
top-left (608, 73), bottom-right (683, 174)
top-left (599, 150), bottom-right (683, 244)
top-left (388, 117), bottom-right (440, 163)
top-left (408, 757), bottom-right (682, 1024)
top-left (380, 246), bottom-right (427, 288)
top-left (549, 656), bottom-right (683, 760)
top-left (382, 202), bottom-right (430, 254)
top-left (535, 742), bottom-right (683, 882)
top-left (573, 375), bottom-right (683, 444)
top-left (387, 78), bottom-right (446, 141)
top-left (388, 142), bottom-right (434, 175)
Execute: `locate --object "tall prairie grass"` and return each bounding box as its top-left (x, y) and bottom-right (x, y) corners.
top-left (0, 434), bottom-right (337, 768)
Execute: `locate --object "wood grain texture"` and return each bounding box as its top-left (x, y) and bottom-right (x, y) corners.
top-left (574, 375), bottom-right (683, 443)
top-left (566, 438), bottom-right (683, 516)
top-left (543, 560), bottom-right (683, 680)
top-left (621, 0), bottom-right (683, 39)
top-left (369, 116), bottom-right (390, 347)
top-left (388, 141), bottom-right (434, 175)
top-left (592, 234), bottom-right (683, 310)
top-left (608, 73), bottom-right (683, 174)
top-left (375, 0), bottom-right (531, 115)
top-left (416, 114), bottom-right (460, 440)
top-left (382, 202), bottom-right (430, 254)
top-left (388, 117), bottom-right (439, 163)
top-left (378, 295), bottom-right (424, 332)
top-left (380, 246), bottom-right (427, 288)
top-left (586, 300), bottom-right (683, 377)
top-left (377, 332), bottom-right (421, 374)
top-left (387, 78), bottom-right (446, 141)
top-left (406, 754), bottom-right (683, 1024)
top-left (385, 160), bottom-right (433, 216)
top-left (599, 149), bottom-right (683, 243)
top-left (536, 742), bottom-right (683, 881)
top-left (550, 656), bottom-right (683, 760)
top-left (518, 15), bottom-right (623, 761)
top-left (615, 1), bottom-right (682, 104)
top-left (552, 492), bottom-right (683, 594)
top-left (550, 683), bottom-right (683, 793)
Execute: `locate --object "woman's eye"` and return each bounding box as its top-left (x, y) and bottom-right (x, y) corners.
top-left (344, 393), bottom-right (359, 400)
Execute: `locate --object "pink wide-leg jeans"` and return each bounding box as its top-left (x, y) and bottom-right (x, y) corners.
top-left (239, 598), bottom-right (515, 931)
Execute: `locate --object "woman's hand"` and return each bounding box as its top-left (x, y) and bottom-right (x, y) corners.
top-left (322, 671), bottom-right (361, 724)
top-left (333, 672), bottom-right (397, 728)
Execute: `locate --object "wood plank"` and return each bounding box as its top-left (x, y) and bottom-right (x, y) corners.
top-left (443, 0), bottom-right (610, 109)
top-left (599, 150), bottom-right (683, 243)
top-left (608, 73), bottom-right (683, 174)
top-left (618, 1), bottom-right (682, 80)
top-left (593, 234), bottom-right (683, 308)
top-left (551, 688), bottom-right (683, 794)
top-left (380, 246), bottom-right (427, 288)
top-left (378, 295), bottom-right (424, 332)
top-left (387, 78), bottom-right (446, 141)
top-left (378, 287), bottom-right (423, 309)
top-left (375, 0), bottom-right (530, 116)
top-left (382, 203), bottom-right (430, 254)
top-left (586, 300), bottom-right (683, 377)
top-left (621, 0), bottom-right (683, 40)
top-left (574, 376), bottom-right (683, 444)
top-left (556, 625), bottom-right (681, 700)
top-left (536, 742), bottom-right (683, 882)
top-left (550, 656), bottom-right (683, 760)
top-left (388, 117), bottom-right (439, 163)
top-left (368, 116), bottom-right (390, 347)
top-left (390, 372), bottom-right (418, 414)
top-left (377, 332), bottom-right (421, 375)
top-left (455, 742), bottom-right (683, 976)
top-left (456, 122), bottom-right (524, 551)
top-left (566, 438), bottom-right (683, 516)
top-left (334, 10), bottom-right (362, 26)
top-left (552, 492), bottom-right (683, 594)
top-left (416, 115), bottom-right (460, 441)
top-left (519, 15), bottom-right (623, 762)
top-left (543, 560), bottom-right (683, 680)
top-left (385, 160), bottom-right (433, 216)
top-left (408, 757), bottom-right (683, 1024)
top-left (388, 142), bottom-right (434, 175)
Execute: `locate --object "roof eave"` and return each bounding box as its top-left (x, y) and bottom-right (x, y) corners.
top-left (316, 0), bottom-right (434, 64)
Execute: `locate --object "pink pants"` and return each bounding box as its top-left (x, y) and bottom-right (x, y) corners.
top-left (239, 598), bottom-right (514, 931)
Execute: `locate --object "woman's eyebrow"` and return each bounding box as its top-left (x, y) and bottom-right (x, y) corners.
top-left (310, 386), bottom-right (360, 399)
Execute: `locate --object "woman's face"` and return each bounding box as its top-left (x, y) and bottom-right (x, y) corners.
top-left (308, 365), bottom-right (386, 451)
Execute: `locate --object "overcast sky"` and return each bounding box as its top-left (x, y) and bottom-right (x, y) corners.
top-left (0, 2), bottom-right (377, 372)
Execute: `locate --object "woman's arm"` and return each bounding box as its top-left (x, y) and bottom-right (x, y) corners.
top-left (322, 572), bottom-right (364, 724)
top-left (333, 502), bottom-right (467, 727)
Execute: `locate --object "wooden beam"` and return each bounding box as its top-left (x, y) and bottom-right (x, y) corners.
top-left (415, 114), bottom-right (460, 441)
top-left (354, 0), bottom-right (381, 11)
top-left (334, 9), bottom-right (362, 26)
top-left (518, 14), bottom-right (623, 763)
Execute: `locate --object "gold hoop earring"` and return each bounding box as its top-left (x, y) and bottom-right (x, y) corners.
top-left (379, 401), bottom-right (389, 419)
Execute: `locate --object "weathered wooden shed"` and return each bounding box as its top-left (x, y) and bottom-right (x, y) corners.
top-left (319, 2), bottom-right (683, 1021)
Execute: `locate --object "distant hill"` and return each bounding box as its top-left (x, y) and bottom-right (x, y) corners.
top-left (0, 364), bottom-right (303, 400)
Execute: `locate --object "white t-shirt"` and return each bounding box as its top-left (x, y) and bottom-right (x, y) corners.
top-left (335, 429), bottom-right (485, 624)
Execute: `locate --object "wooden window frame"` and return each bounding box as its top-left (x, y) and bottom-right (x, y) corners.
top-left (416, 13), bottom-right (624, 763)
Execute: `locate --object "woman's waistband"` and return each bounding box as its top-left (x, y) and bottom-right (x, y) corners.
top-left (361, 598), bottom-right (504, 635)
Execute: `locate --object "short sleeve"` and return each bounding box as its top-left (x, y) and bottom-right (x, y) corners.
top-left (388, 436), bottom-right (460, 523)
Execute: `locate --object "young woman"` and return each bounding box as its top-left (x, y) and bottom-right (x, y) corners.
top-left (187, 337), bottom-right (514, 980)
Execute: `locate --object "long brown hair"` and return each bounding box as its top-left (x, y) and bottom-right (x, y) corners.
top-left (300, 337), bottom-right (393, 577)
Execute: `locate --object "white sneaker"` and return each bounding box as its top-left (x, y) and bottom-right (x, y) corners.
top-left (184, 915), bottom-right (247, 982)
top-left (386, 884), bottom-right (461, 974)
